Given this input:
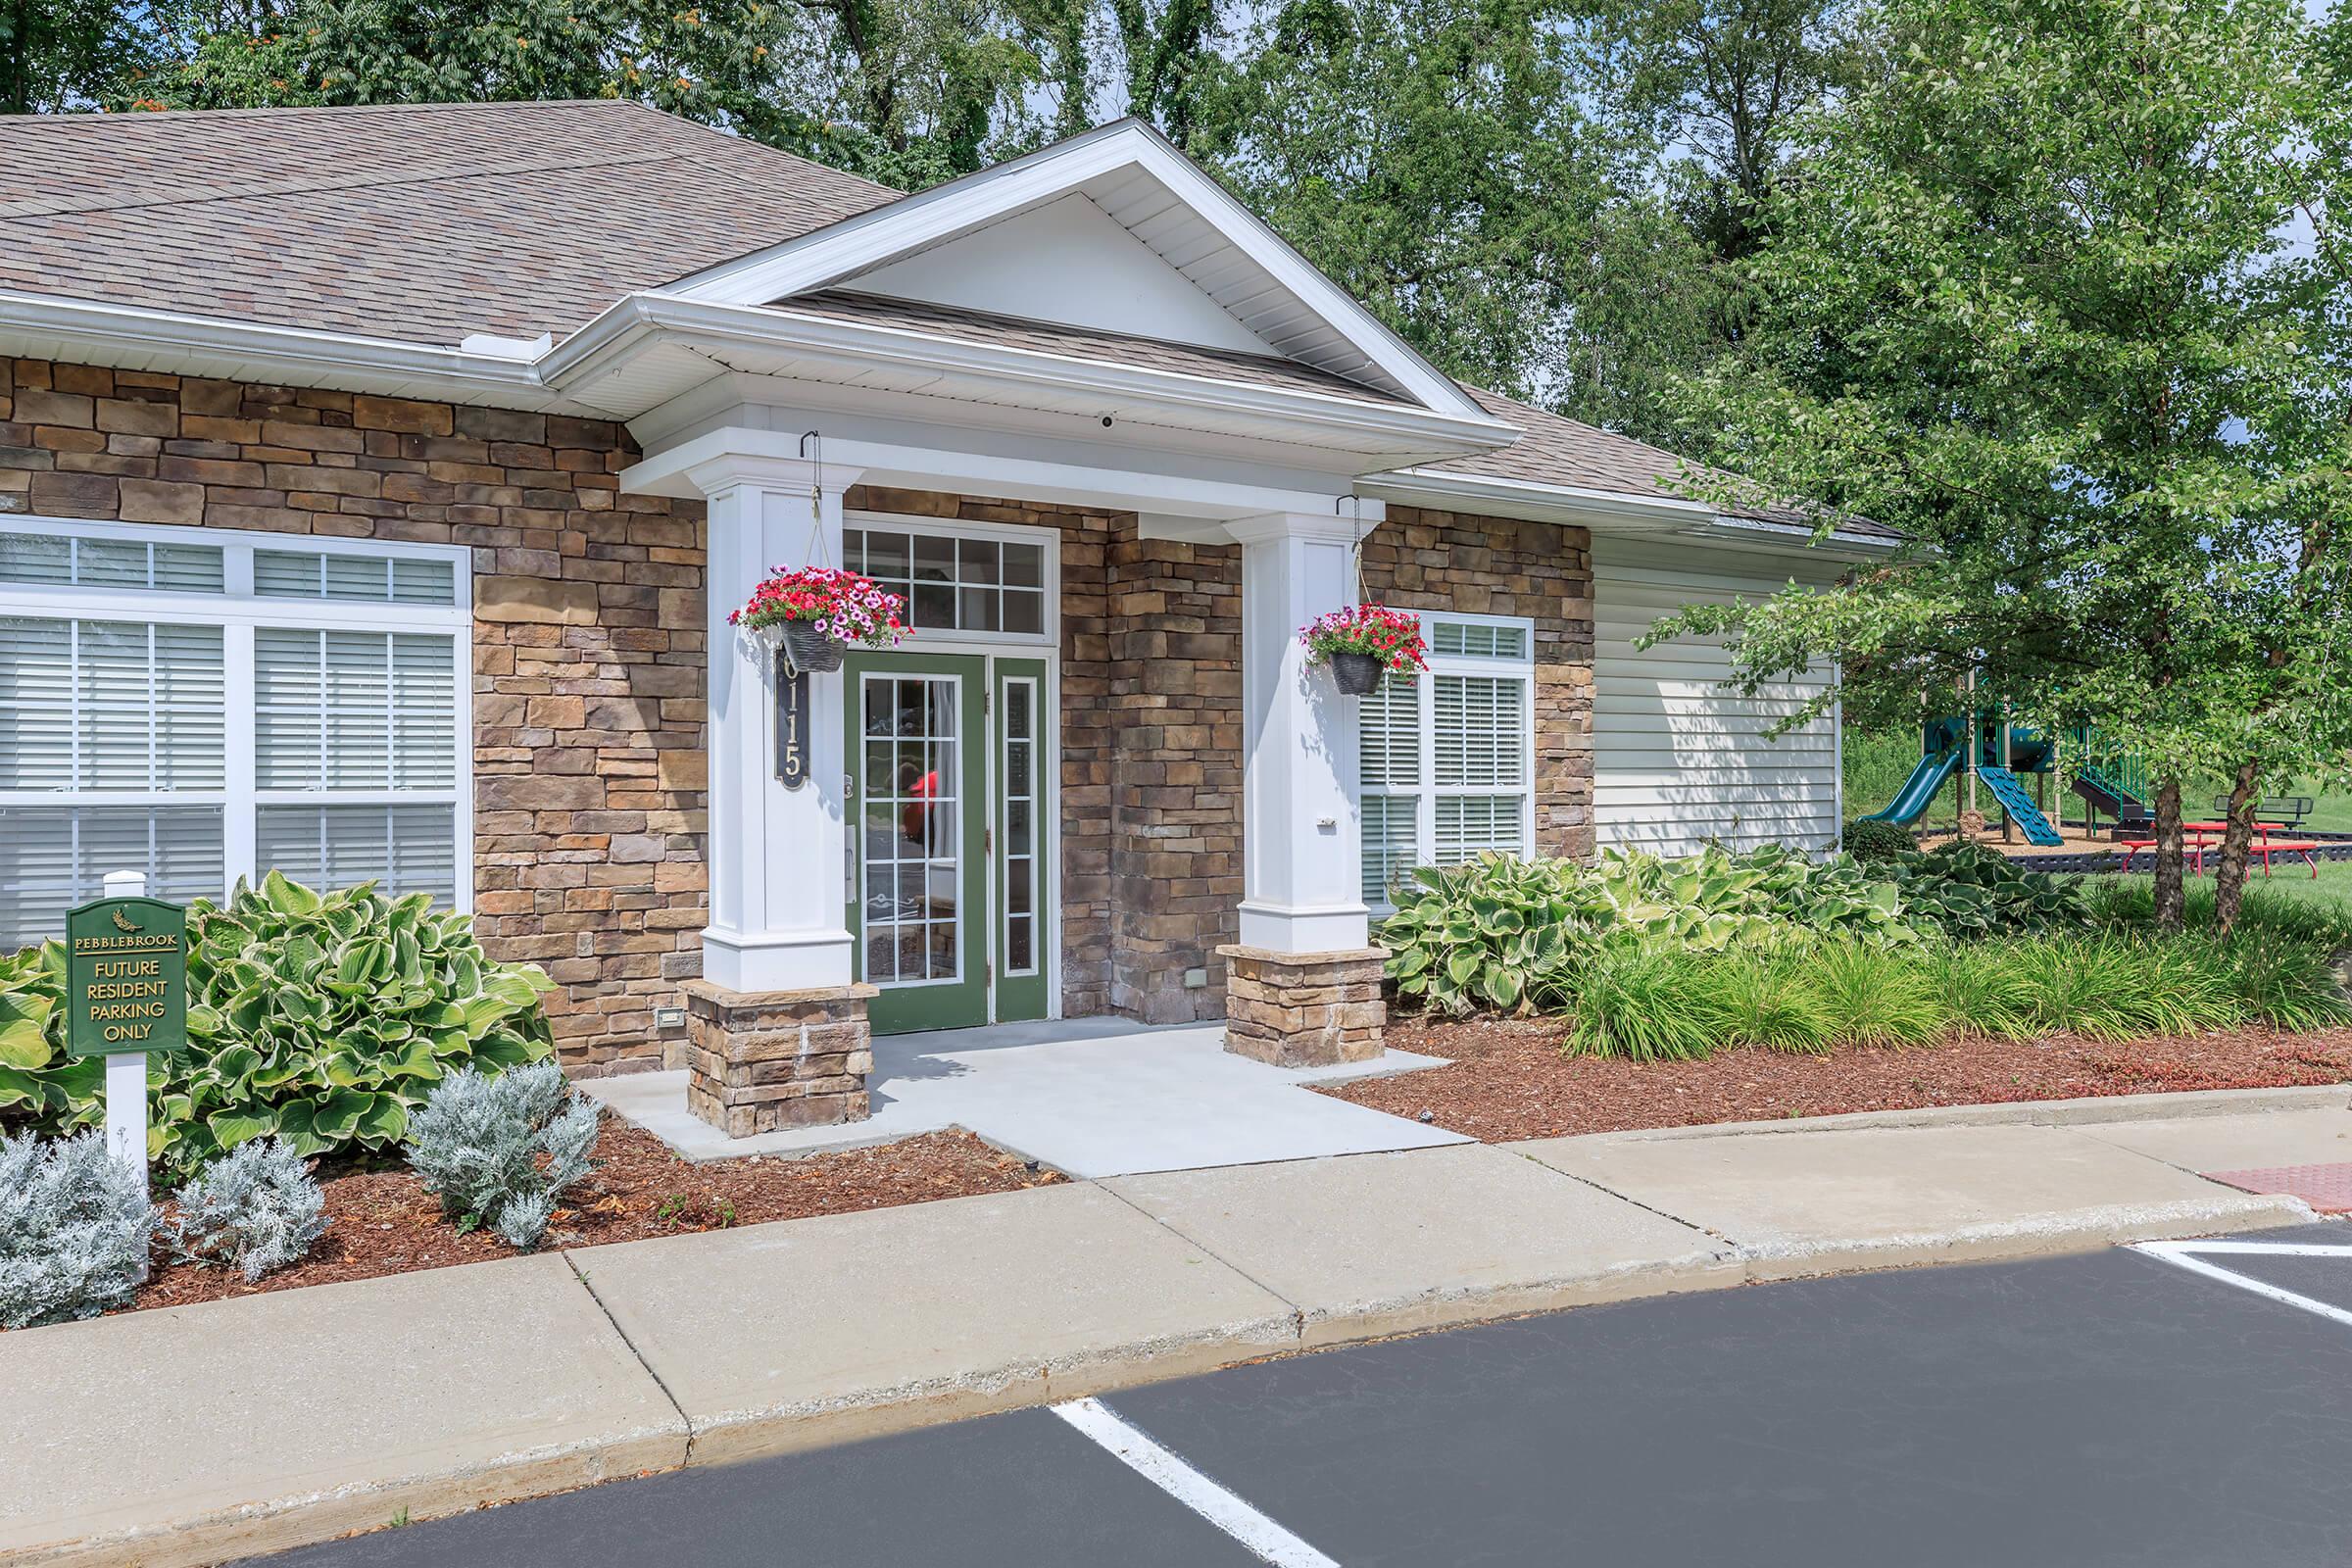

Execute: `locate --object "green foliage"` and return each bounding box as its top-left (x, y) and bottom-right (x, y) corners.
top-left (1566, 946), bottom-right (1728, 1061)
top-left (2082, 876), bottom-right (2352, 952)
top-left (1885, 841), bottom-right (2090, 939)
top-left (1803, 941), bottom-right (1949, 1048)
top-left (1558, 929), bottom-right (2344, 1061)
top-left (1378, 845), bottom-right (1912, 1016)
top-left (1649, 0), bottom-right (2352, 928)
top-left (0, 873), bottom-right (557, 1184)
top-left (405, 1063), bottom-right (600, 1251)
top-left (1840, 816), bottom-right (1917, 862)
top-left (0, 1131), bottom-right (158, 1329)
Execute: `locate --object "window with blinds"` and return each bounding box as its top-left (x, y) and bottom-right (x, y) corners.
top-left (1358, 614), bottom-right (1535, 906)
top-left (0, 522), bottom-right (468, 950)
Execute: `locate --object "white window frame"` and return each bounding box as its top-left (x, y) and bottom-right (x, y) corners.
top-left (0, 515), bottom-right (474, 915)
top-left (1361, 610), bottom-right (1538, 912)
top-left (843, 511), bottom-right (1060, 649)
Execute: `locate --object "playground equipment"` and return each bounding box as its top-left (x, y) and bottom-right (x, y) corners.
top-left (1858, 711), bottom-right (2149, 847)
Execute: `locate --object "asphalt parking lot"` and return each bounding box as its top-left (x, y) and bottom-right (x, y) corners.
top-left (264, 1224), bottom-right (2352, 1568)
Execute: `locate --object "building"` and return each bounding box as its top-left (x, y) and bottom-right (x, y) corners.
top-left (0, 102), bottom-right (1892, 1135)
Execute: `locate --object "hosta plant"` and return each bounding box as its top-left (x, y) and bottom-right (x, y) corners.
top-left (1886, 841), bottom-right (2090, 939)
top-left (1377, 845), bottom-right (1914, 1016)
top-left (168, 1136), bottom-right (328, 1282)
top-left (405, 1063), bottom-right (600, 1251)
top-left (0, 872), bottom-right (557, 1183)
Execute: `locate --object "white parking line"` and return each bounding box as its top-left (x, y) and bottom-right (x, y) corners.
top-left (2132, 1240), bottom-right (2352, 1330)
top-left (1050, 1396), bottom-right (1343, 1567)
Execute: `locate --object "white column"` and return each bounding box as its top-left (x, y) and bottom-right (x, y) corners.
top-left (1230, 512), bottom-right (1371, 954)
top-left (688, 454), bottom-right (867, 994)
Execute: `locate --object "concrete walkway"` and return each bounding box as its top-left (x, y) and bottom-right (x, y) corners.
top-left (4, 1087), bottom-right (2343, 1567)
top-left (581, 1017), bottom-right (1467, 1177)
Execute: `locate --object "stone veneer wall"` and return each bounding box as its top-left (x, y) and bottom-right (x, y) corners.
top-left (0, 362), bottom-right (1598, 1067)
top-left (1361, 505), bottom-right (1598, 860)
top-left (0, 359), bottom-right (709, 1074)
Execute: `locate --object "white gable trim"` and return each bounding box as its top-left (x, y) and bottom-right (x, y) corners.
top-left (665, 120), bottom-right (1496, 424)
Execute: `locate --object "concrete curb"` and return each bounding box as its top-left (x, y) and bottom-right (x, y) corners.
top-left (7, 1088), bottom-right (2345, 1565)
top-left (1569, 1084), bottom-right (2352, 1142)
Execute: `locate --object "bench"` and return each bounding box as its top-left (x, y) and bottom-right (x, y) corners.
top-left (2119, 837), bottom-right (2323, 877)
top-left (2212, 795), bottom-right (2317, 828)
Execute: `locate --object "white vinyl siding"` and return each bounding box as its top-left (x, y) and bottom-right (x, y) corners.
top-left (1359, 613), bottom-right (1536, 906)
top-left (0, 519), bottom-right (469, 950)
top-left (1592, 537), bottom-right (1839, 857)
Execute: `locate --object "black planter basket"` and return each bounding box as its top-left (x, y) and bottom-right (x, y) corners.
top-left (1330, 651), bottom-right (1385, 696)
top-left (782, 618), bottom-right (847, 673)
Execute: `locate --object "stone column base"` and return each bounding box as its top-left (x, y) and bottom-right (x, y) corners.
top-left (681, 978), bottom-right (878, 1138)
top-left (1216, 944), bottom-right (1388, 1068)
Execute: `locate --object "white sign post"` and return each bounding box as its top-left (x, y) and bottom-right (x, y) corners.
top-left (99, 868), bottom-right (151, 1210)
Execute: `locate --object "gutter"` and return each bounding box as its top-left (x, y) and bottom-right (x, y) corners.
top-left (540, 292), bottom-right (1522, 459)
top-left (0, 290), bottom-right (562, 407)
top-left (1362, 465), bottom-right (1902, 559)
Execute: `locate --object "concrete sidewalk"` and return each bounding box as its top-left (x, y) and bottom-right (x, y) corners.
top-left (4, 1087), bottom-right (2342, 1566)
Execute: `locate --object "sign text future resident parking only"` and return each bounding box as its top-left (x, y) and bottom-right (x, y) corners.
top-left (66, 897), bottom-right (187, 1057)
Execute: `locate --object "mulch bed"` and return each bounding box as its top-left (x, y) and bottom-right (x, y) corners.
top-left (1326, 1015), bottom-right (2352, 1144)
top-left (126, 1120), bottom-right (1061, 1316)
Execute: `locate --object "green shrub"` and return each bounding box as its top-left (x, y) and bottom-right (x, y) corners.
top-left (1565, 946), bottom-right (1725, 1060)
top-left (1841, 817), bottom-right (1918, 862)
top-left (1805, 942), bottom-right (1952, 1047)
top-left (2221, 934), bottom-right (2350, 1030)
top-left (2081, 876), bottom-right (2352, 949)
top-left (1887, 841), bottom-right (2090, 939)
top-left (1928, 943), bottom-right (2042, 1040)
top-left (1380, 845), bottom-right (1912, 1016)
top-left (1692, 950), bottom-right (1834, 1054)
top-left (0, 872), bottom-right (558, 1183)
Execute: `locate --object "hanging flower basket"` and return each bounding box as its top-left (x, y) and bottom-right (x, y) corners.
top-left (1299, 605), bottom-right (1428, 696)
top-left (730, 566), bottom-right (907, 673)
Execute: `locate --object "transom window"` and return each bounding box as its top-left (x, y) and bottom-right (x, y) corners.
top-left (1360, 612), bottom-right (1536, 906)
top-left (843, 524), bottom-right (1048, 637)
top-left (0, 520), bottom-right (469, 949)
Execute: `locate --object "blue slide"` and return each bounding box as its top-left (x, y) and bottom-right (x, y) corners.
top-left (1859, 749), bottom-right (1962, 826)
top-left (1976, 764), bottom-right (2065, 846)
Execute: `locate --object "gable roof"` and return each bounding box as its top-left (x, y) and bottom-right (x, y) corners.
top-left (1422, 385), bottom-right (1897, 540)
top-left (674, 118), bottom-right (1490, 419)
top-left (782, 291), bottom-right (1410, 407)
top-left (0, 100), bottom-right (896, 347)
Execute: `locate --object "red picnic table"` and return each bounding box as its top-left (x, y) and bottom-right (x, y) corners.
top-left (2120, 820), bottom-right (2324, 877)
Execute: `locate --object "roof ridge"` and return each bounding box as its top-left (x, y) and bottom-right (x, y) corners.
top-left (0, 144), bottom-right (683, 221)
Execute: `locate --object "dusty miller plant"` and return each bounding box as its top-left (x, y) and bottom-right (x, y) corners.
top-left (168, 1137), bottom-right (329, 1282)
top-left (403, 1063), bottom-right (600, 1251)
top-left (0, 1130), bottom-right (158, 1329)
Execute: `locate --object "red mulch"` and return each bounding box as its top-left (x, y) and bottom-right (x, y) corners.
top-left (125, 1120), bottom-right (1061, 1316)
top-left (1325, 1015), bottom-right (2352, 1144)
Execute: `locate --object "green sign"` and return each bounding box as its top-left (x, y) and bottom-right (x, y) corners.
top-left (66, 897), bottom-right (187, 1057)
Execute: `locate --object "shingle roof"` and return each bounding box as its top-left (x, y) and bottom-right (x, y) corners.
top-left (782, 290), bottom-right (1408, 405)
top-left (0, 100), bottom-right (898, 346)
top-left (1435, 386), bottom-right (1896, 538)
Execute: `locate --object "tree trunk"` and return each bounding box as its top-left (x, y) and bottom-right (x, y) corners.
top-left (2211, 762), bottom-right (2262, 935)
top-left (2151, 776), bottom-right (2186, 931)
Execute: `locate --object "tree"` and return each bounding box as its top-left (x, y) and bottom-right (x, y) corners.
top-left (1647, 0), bottom-right (2352, 932)
top-left (1195, 0), bottom-right (1674, 401)
top-left (4, 0), bottom-right (155, 113)
top-left (125, 0), bottom-right (1065, 187)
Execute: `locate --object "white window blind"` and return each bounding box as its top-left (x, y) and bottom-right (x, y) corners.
top-left (1358, 615), bottom-right (1535, 906)
top-left (0, 521), bottom-right (468, 951)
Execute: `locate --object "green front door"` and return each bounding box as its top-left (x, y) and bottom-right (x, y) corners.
top-left (994, 659), bottom-right (1050, 1023)
top-left (846, 652), bottom-right (988, 1033)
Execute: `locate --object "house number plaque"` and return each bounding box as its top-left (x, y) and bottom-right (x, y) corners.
top-left (775, 652), bottom-right (811, 789)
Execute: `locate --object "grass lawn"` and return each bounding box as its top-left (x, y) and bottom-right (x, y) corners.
top-left (2081, 858), bottom-right (2352, 919)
